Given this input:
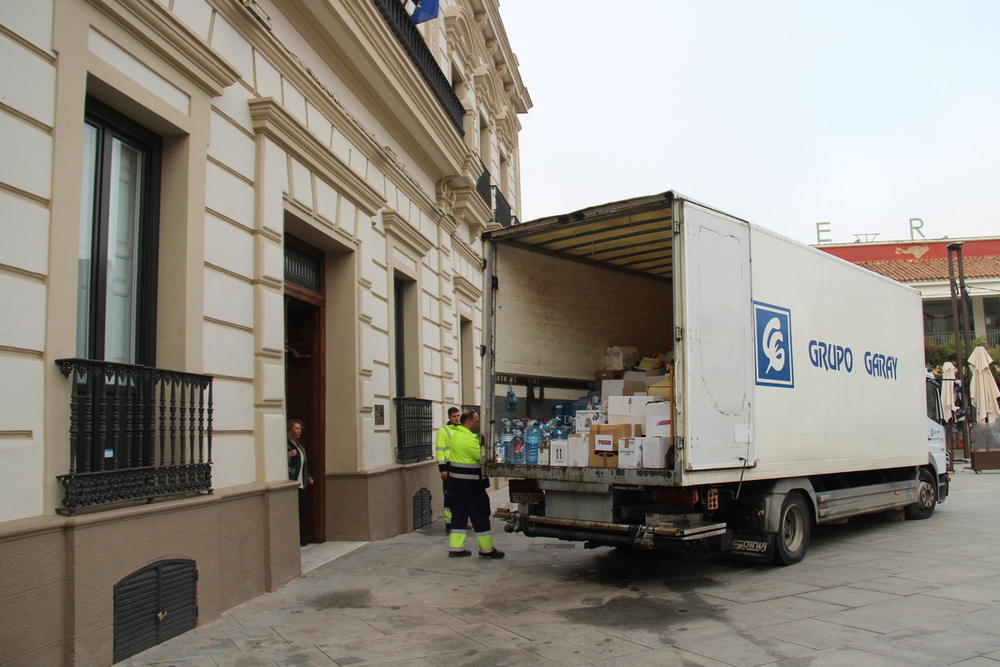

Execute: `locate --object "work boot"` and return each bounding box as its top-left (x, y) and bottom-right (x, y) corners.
top-left (478, 548), bottom-right (505, 559)
top-left (449, 549), bottom-right (471, 558)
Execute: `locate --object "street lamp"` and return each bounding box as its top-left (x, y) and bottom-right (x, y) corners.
top-left (946, 242), bottom-right (973, 465)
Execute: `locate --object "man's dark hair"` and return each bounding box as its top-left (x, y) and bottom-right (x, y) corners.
top-left (447, 406), bottom-right (460, 416)
top-left (460, 410), bottom-right (478, 426)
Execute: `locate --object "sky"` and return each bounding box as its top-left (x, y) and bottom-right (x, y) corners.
top-left (496, 1), bottom-right (1000, 246)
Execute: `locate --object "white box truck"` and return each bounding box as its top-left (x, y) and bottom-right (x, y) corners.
top-left (482, 191), bottom-right (949, 564)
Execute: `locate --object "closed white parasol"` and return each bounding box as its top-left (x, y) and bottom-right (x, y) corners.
top-left (941, 361), bottom-right (958, 422)
top-left (967, 346), bottom-right (1000, 424)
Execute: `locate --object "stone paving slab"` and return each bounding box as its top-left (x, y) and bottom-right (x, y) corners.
top-left (127, 469), bottom-right (1000, 666)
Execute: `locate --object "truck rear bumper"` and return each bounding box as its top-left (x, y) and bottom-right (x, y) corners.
top-left (496, 509), bottom-right (727, 550)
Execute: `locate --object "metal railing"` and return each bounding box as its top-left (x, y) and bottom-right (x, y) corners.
top-left (55, 358), bottom-right (213, 515)
top-left (925, 330), bottom-right (1000, 346)
top-left (370, 0), bottom-right (465, 135)
top-left (492, 186), bottom-right (511, 228)
top-left (394, 397), bottom-right (433, 463)
top-left (476, 166), bottom-right (492, 208)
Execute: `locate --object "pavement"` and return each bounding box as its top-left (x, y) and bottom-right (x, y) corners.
top-left (125, 466), bottom-right (1000, 667)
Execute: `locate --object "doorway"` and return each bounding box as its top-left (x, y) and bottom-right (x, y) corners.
top-left (284, 237), bottom-right (326, 544)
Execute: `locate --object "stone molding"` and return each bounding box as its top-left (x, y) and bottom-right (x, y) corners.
top-left (249, 97), bottom-right (385, 217)
top-left (86, 0), bottom-right (241, 96)
top-left (382, 208), bottom-right (434, 257)
top-left (452, 273), bottom-right (483, 302)
top-left (212, 0), bottom-right (457, 221)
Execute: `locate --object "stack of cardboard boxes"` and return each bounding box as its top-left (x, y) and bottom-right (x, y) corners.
top-left (555, 362), bottom-right (673, 470)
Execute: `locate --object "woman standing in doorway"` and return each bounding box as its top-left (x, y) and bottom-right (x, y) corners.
top-left (287, 419), bottom-right (313, 546)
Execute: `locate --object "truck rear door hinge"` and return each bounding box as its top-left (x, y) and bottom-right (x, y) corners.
top-left (675, 326), bottom-right (683, 341)
top-left (674, 436), bottom-right (684, 450)
top-left (673, 220), bottom-right (681, 234)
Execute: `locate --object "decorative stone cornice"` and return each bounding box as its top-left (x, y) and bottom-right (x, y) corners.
top-left (453, 273), bottom-right (483, 302)
top-left (212, 0), bottom-right (448, 233)
top-left (86, 0), bottom-right (240, 96)
top-left (451, 235), bottom-right (483, 272)
top-left (382, 209), bottom-right (434, 257)
top-left (452, 185), bottom-right (492, 237)
top-left (249, 97), bottom-right (385, 217)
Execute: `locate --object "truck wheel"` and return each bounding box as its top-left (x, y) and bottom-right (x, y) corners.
top-left (774, 492), bottom-right (810, 565)
top-left (905, 468), bottom-right (936, 520)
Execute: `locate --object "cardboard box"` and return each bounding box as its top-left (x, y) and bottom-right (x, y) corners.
top-left (608, 395), bottom-right (660, 435)
top-left (608, 395), bottom-right (663, 415)
top-left (618, 449), bottom-right (641, 469)
top-left (608, 414), bottom-right (645, 436)
top-left (567, 434), bottom-right (589, 467)
top-left (588, 423), bottom-right (631, 467)
top-left (641, 436), bottom-right (667, 469)
top-left (574, 409), bottom-right (605, 434)
top-left (623, 369), bottom-right (666, 385)
top-left (594, 369), bottom-right (625, 381)
top-left (619, 437), bottom-right (642, 468)
top-left (550, 438), bottom-right (568, 466)
top-left (646, 378), bottom-right (673, 401)
top-left (601, 379), bottom-right (625, 397)
top-left (646, 401), bottom-right (672, 437)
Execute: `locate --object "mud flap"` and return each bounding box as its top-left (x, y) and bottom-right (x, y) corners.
top-left (727, 532), bottom-right (774, 563)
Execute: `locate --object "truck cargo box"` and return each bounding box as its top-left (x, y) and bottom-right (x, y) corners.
top-left (483, 191), bottom-right (926, 487)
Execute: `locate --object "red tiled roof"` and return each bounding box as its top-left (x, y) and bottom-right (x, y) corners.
top-left (854, 257), bottom-right (1000, 282)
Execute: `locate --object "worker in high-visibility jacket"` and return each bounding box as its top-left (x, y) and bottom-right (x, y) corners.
top-left (436, 406), bottom-right (460, 532)
top-left (446, 410), bottom-right (504, 558)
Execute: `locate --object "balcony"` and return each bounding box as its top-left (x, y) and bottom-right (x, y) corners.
top-left (476, 165), bottom-right (492, 209)
top-left (492, 185), bottom-right (512, 228)
top-left (55, 358), bottom-right (213, 515)
top-left (370, 0), bottom-right (465, 136)
top-left (394, 397), bottom-right (432, 463)
top-left (925, 330), bottom-right (1000, 347)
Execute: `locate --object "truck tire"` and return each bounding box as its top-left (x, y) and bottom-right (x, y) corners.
top-left (905, 468), bottom-right (936, 520)
top-left (774, 492), bottom-right (810, 565)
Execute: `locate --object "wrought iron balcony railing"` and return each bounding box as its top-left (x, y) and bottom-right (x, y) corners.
top-left (492, 185), bottom-right (511, 228)
top-left (55, 358), bottom-right (213, 515)
top-left (476, 166), bottom-right (492, 209)
top-left (371, 0), bottom-right (465, 136)
top-left (394, 397), bottom-right (432, 463)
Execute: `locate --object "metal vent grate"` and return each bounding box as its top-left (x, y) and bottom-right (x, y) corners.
top-left (114, 559), bottom-right (198, 663)
top-left (413, 487), bottom-right (432, 529)
top-left (285, 244), bottom-right (322, 293)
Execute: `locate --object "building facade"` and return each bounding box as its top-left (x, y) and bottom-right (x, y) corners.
top-left (818, 238), bottom-right (1000, 347)
top-left (0, 0), bottom-right (530, 663)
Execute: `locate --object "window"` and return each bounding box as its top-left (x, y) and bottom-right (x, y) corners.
top-left (55, 98), bottom-right (212, 515)
top-left (76, 97), bottom-right (161, 365)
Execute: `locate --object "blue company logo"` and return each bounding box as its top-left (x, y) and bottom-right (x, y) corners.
top-left (754, 302), bottom-right (794, 388)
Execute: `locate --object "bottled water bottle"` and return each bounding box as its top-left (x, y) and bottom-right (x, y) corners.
top-left (510, 421), bottom-right (525, 465)
top-left (525, 421), bottom-right (543, 465)
top-left (497, 419), bottom-right (514, 463)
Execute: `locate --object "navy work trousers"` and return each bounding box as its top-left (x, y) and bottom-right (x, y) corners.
top-left (448, 477), bottom-right (491, 534)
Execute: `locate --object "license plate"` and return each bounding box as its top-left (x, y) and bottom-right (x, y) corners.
top-left (510, 492), bottom-right (544, 504)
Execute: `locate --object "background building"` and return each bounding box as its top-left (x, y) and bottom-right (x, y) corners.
top-left (0, 0), bottom-right (530, 663)
top-left (818, 238), bottom-right (1000, 347)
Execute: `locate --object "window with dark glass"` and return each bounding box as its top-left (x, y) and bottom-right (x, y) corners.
top-left (76, 97), bottom-right (161, 365)
top-left (56, 99), bottom-right (212, 515)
